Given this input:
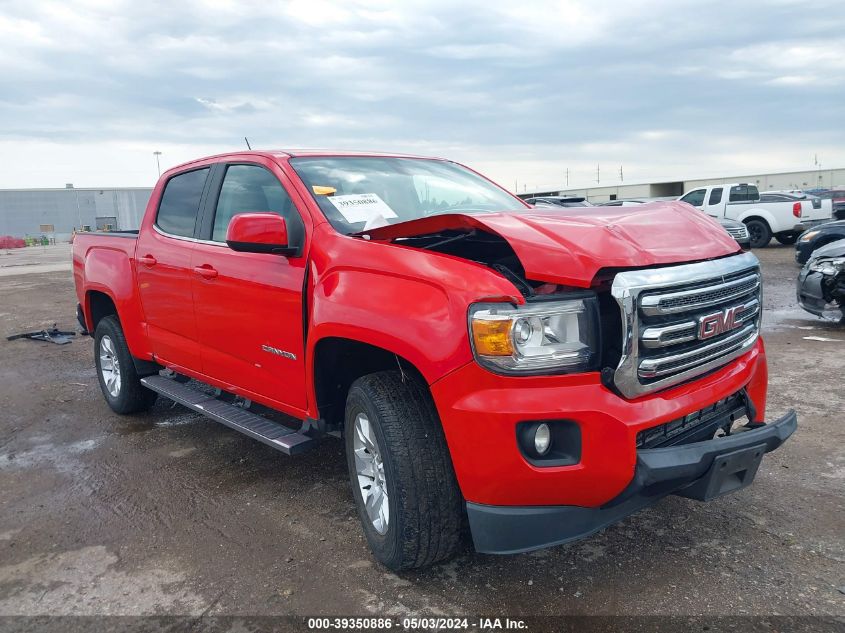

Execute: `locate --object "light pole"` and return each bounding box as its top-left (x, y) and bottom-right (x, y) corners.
top-left (153, 151), bottom-right (162, 178)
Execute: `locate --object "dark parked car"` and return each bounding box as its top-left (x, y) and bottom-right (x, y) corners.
top-left (525, 196), bottom-right (594, 208)
top-left (795, 220), bottom-right (845, 265)
top-left (797, 238), bottom-right (845, 323)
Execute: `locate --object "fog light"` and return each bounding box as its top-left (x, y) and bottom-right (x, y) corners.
top-left (534, 423), bottom-right (551, 455)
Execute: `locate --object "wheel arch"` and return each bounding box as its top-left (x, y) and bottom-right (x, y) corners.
top-left (86, 289), bottom-right (118, 331)
top-left (740, 214), bottom-right (773, 231)
top-left (85, 289), bottom-right (159, 376)
top-left (310, 336), bottom-right (430, 429)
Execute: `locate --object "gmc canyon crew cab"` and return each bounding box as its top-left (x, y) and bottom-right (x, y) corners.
top-left (73, 151), bottom-right (797, 570)
top-left (679, 183), bottom-right (831, 248)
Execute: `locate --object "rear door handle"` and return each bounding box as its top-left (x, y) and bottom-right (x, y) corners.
top-left (138, 254), bottom-right (157, 267)
top-left (193, 264), bottom-right (218, 280)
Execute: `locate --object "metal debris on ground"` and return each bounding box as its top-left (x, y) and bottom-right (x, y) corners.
top-left (6, 325), bottom-right (76, 345)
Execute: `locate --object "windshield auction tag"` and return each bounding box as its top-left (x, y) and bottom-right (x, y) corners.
top-left (327, 193), bottom-right (398, 223)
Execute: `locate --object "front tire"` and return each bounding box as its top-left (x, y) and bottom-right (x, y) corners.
top-left (745, 219), bottom-right (772, 248)
top-left (94, 315), bottom-right (157, 414)
top-left (775, 233), bottom-right (798, 245)
top-left (344, 371), bottom-right (462, 570)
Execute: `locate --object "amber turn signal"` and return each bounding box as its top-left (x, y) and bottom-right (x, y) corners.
top-left (471, 317), bottom-right (514, 356)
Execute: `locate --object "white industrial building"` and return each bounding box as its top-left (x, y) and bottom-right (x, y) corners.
top-left (2, 167), bottom-right (843, 242)
top-left (519, 168), bottom-right (845, 203)
top-left (0, 185), bottom-right (152, 242)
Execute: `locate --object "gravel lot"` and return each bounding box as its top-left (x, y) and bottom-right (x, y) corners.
top-left (0, 244), bottom-right (842, 622)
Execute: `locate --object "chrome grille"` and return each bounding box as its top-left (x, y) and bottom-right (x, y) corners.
top-left (725, 225), bottom-right (749, 240)
top-left (640, 274), bottom-right (759, 315)
top-left (610, 252), bottom-right (761, 398)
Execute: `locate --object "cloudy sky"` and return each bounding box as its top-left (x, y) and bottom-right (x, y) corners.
top-left (1, 0), bottom-right (844, 191)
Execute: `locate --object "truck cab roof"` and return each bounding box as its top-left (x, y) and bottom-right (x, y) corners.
top-left (169, 149), bottom-right (447, 173)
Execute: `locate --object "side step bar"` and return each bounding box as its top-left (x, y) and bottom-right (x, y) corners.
top-left (140, 375), bottom-right (315, 455)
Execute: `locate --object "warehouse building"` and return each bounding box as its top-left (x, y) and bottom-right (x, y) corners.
top-left (0, 185), bottom-right (152, 242)
top-left (520, 167), bottom-right (845, 203)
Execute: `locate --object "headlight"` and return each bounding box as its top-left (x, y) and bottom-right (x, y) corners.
top-left (799, 230), bottom-right (820, 243)
top-left (469, 296), bottom-right (600, 374)
top-left (808, 257), bottom-right (845, 276)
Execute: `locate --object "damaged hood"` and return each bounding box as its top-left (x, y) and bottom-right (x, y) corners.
top-left (809, 238), bottom-right (845, 260)
top-left (363, 202), bottom-right (740, 286)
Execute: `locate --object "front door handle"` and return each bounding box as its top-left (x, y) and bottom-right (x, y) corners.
top-left (138, 254), bottom-right (157, 267)
top-left (193, 264), bottom-right (218, 280)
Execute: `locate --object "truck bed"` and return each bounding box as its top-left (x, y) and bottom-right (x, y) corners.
top-left (74, 230), bottom-right (139, 239)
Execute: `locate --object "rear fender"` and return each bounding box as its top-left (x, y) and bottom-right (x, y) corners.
top-left (731, 207), bottom-right (778, 231)
top-left (83, 248), bottom-right (151, 359)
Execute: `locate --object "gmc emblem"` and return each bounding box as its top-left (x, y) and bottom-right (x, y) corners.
top-left (697, 305), bottom-right (744, 340)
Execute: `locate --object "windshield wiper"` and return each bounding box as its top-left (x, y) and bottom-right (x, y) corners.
top-left (416, 230), bottom-right (478, 250)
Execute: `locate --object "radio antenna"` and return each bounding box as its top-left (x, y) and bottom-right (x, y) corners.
top-left (244, 137), bottom-right (252, 150)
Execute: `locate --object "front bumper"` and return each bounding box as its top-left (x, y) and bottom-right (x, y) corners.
top-left (797, 266), bottom-right (844, 319)
top-left (467, 410), bottom-right (797, 554)
top-left (795, 242), bottom-right (813, 265)
top-left (431, 339), bottom-right (769, 508)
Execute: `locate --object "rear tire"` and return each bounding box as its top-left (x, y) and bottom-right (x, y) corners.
top-left (344, 371), bottom-right (462, 570)
top-left (94, 315), bottom-right (157, 414)
top-left (745, 219), bottom-right (772, 248)
top-left (775, 233), bottom-right (798, 245)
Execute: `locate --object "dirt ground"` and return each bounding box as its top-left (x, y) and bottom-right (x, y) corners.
top-left (0, 243), bottom-right (842, 621)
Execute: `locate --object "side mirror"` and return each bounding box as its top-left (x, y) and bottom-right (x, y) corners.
top-left (225, 213), bottom-right (296, 255)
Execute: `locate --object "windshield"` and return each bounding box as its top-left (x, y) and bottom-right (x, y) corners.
top-left (289, 156), bottom-right (526, 235)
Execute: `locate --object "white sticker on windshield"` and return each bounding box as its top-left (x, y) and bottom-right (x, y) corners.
top-left (328, 193), bottom-right (398, 224)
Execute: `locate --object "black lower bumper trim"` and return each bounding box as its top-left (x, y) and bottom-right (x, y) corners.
top-left (467, 409), bottom-right (797, 555)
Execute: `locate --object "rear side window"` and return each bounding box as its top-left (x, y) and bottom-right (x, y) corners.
top-left (156, 168), bottom-right (210, 237)
top-left (729, 185), bottom-right (758, 202)
top-left (680, 189), bottom-right (706, 206)
top-left (708, 187), bottom-right (723, 205)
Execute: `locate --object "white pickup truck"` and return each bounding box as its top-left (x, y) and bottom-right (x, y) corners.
top-left (678, 183), bottom-right (831, 248)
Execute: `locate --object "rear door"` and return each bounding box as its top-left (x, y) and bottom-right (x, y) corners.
top-left (136, 166), bottom-right (210, 370)
top-left (190, 159), bottom-right (310, 414)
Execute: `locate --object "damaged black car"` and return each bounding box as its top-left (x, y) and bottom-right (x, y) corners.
top-left (797, 238), bottom-right (845, 323)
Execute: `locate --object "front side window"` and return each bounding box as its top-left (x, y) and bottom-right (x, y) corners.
top-left (212, 164), bottom-right (304, 245)
top-left (708, 187), bottom-right (723, 205)
top-left (156, 168), bottom-right (210, 237)
top-left (290, 157), bottom-right (525, 235)
top-left (680, 189), bottom-right (706, 207)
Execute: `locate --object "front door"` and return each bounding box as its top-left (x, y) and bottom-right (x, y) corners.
top-left (679, 188), bottom-right (706, 211)
top-left (190, 161), bottom-right (309, 414)
top-left (136, 166), bottom-right (210, 370)
top-left (703, 186), bottom-right (725, 218)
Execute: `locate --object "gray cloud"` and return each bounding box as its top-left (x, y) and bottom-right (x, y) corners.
top-left (0, 0), bottom-right (843, 189)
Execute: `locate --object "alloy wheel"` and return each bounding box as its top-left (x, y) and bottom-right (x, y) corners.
top-left (99, 335), bottom-right (122, 397)
top-left (352, 412), bottom-right (389, 535)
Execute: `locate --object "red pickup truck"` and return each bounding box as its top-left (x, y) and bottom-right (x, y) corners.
top-left (73, 150), bottom-right (796, 570)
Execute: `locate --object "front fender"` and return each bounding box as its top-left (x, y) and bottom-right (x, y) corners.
top-left (307, 268), bottom-right (471, 386)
